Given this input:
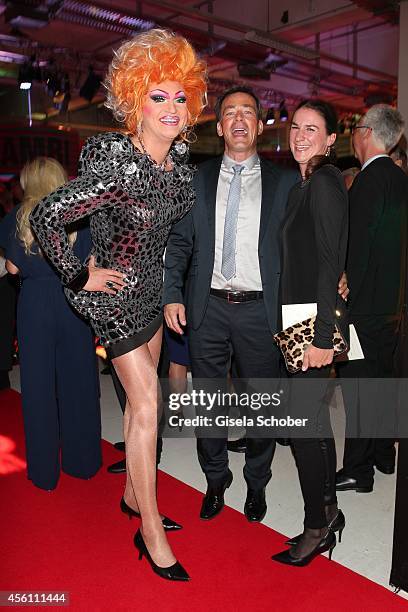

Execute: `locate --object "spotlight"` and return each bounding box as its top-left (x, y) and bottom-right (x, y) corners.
top-left (80, 66), bottom-right (102, 102)
top-left (265, 108), bottom-right (275, 125)
top-left (19, 68), bottom-right (32, 88)
top-left (279, 100), bottom-right (288, 122)
top-left (18, 55), bottom-right (38, 90)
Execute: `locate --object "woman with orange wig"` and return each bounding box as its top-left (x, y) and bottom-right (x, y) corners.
top-left (30, 29), bottom-right (207, 581)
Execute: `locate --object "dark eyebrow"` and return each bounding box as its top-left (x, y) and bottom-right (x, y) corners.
top-left (223, 104), bottom-right (256, 112)
top-left (291, 122), bottom-right (319, 129)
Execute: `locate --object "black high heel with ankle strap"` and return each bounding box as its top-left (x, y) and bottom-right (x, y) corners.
top-left (134, 529), bottom-right (190, 581)
top-left (285, 509), bottom-right (345, 546)
top-left (120, 498), bottom-right (183, 531)
top-left (272, 530), bottom-right (336, 567)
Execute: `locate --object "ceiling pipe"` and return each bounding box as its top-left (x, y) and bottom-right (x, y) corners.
top-left (28, 0), bottom-right (394, 86)
top-left (1, 0), bottom-right (396, 93)
top-left (140, 0), bottom-right (396, 82)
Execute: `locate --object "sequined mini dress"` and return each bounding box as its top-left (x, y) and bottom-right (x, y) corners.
top-left (30, 132), bottom-right (195, 358)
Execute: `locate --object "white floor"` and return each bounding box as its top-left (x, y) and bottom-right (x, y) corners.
top-left (9, 365), bottom-right (407, 599)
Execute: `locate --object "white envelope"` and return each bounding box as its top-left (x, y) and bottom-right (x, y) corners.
top-left (281, 303), bottom-right (364, 361)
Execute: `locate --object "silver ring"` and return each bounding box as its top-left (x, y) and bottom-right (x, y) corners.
top-left (105, 280), bottom-right (114, 290)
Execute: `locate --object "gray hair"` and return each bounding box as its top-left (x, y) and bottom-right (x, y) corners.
top-left (364, 104), bottom-right (405, 152)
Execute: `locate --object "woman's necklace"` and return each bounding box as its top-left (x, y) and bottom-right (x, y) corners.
top-left (137, 134), bottom-right (172, 171)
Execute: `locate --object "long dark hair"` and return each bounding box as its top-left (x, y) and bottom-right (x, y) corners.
top-left (294, 99), bottom-right (338, 179)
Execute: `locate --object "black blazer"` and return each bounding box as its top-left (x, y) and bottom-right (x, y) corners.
top-left (346, 157), bottom-right (408, 317)
top-left (163, 155), bottom-right (299, 332)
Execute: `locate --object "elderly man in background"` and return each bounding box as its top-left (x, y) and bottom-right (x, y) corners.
top-left (337, 104), bottom-right (408, 493)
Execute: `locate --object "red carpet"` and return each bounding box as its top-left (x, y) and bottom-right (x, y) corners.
top-left (1, 388), bottom-right (406, 611)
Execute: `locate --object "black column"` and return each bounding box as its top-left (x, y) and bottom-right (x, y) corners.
top-left (390, 439), bottom-right (408, 593)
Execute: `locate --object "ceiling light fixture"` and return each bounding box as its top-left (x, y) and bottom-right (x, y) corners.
top-left (18, 55), bottom-right (41, 91)
top-left (265, 108), bottom-right (275, 125)
top-left (244, 30), bottom-right (319, 61)
top-left (279, 100), bottom-right (289, 122)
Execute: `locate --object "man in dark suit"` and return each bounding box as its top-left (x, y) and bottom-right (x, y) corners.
top-left (163, 86), bottom-right (299, 522)
top-left (336, 104), bottom-right (408, 493)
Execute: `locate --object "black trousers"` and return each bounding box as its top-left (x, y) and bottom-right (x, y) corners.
top-left (337, 317), bottom-right (398, 485)
top-left (189, 295), bottom-right (280, 490)
top-left (289, 367), bottom-right (337, 529)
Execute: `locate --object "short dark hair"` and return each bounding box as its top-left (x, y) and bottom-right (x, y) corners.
top-left (214, 86), bottom-right (262, 122)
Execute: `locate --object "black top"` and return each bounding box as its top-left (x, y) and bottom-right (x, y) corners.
top-left (30, 132), bottom-right (195, 348)
top-left (280, 164), bottom-right (348, 348)
top-left (346, 156), bottom-right (408, 317)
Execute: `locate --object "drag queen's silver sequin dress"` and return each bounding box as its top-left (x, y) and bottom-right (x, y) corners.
top-left (30, 132), bottom-right (195, 358)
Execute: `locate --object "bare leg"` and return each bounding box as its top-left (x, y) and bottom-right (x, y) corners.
top-left (123, 327), bottom-right (162, 509)
top-left (112, 327), bottom-right (176, 567)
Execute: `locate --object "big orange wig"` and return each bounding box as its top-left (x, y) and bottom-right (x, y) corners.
top-left (104, 29), bottom-right (207, 135)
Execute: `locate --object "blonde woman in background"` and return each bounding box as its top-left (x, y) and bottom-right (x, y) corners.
top-left (0, 157), bottom-right (101, 491)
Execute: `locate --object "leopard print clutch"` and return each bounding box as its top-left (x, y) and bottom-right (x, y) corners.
top-left (274, 316), bottom-right (348, 374)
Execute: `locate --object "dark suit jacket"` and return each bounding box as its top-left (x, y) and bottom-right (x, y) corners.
top-left (347, 156), bottom-right (408, 318)
top-left (163, 155), bottom-right (299, 333)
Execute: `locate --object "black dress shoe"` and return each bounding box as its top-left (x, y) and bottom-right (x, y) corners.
top-left (244, 488), bottom-right (267, 522)
top-left (227, 437), bottom-right (247, 453)
top-left (200, 470), bottom-right (233, 520)
top-left (335, 473), bottom-right (373, 493)
top-left (107, 458), bottom-right (126, 474)
top-left (375, 462), bottom-right (395, 475)
top-left (114, 441), bottom-right (125, 452)
top-left (120, 498), bottom-right (182, 531)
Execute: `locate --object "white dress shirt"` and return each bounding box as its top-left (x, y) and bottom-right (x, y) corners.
top-left (361, 154), bottom-right (389, 171)
top-left (211, 152), bottom-right (263, 291)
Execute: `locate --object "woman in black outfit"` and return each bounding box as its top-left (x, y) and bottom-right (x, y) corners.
top-left (272, 100), bottom-right (349, 566)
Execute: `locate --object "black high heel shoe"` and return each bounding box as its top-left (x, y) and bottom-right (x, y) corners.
top-left (134, 529), bottom-right (190, 581)
top-left (285, 509), bottom-right (345, 546)
top-left (272, 530), bottom-right (336, 567)
top-left (120, 498), bottom-right (183, 531)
